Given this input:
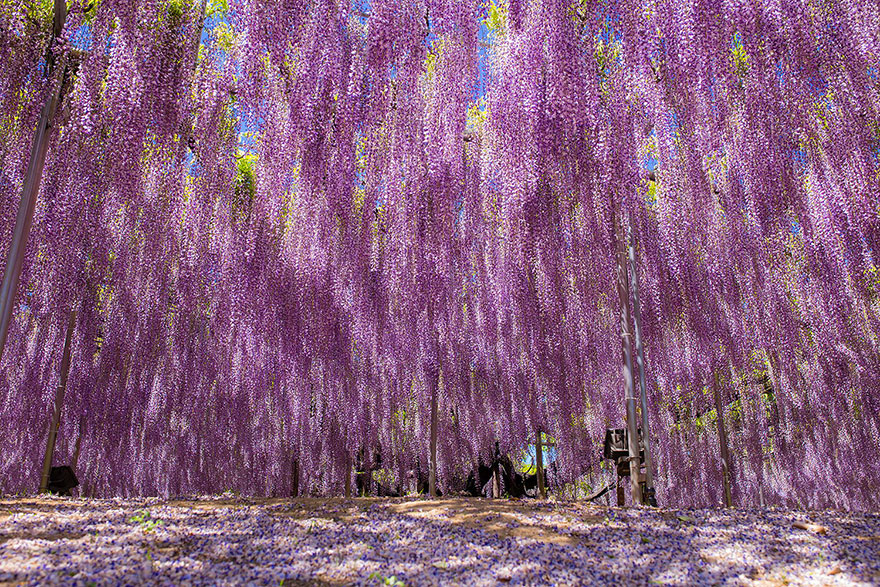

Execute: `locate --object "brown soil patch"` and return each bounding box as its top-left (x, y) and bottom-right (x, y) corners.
top-left (384, 498), bottom-right (604, 545)
top-left (0, 531), bottom-right (85, 544)
top-left (0, 496), bottom-right (605, 547)
top-left (163, 497), bottom-right (291, 509)
top-left (159, 496), bottom-right (606, 545)
top-left (225, 496), bottom-right (608, 545)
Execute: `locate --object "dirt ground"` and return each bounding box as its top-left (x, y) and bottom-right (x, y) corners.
top-left (1, 495), bottom-right (879, 586)
top-left (2, 495), bottom-right (601, 546)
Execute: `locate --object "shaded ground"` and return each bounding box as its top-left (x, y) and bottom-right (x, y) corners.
top-left (0, 495), bottom-right (878, 586)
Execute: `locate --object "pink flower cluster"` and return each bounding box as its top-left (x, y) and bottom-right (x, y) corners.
top-left (0, 0), bottom-right (877, 509)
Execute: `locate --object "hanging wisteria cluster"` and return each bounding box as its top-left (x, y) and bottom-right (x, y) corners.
top-left (0, 0), bottom-right (878, 509)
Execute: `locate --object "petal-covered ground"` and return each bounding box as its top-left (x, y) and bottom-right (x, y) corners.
top-left (0, 496), bottom-right (878, 586)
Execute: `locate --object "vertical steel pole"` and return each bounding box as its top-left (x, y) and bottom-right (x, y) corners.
top-left (614, 211), bottom-right (642, 505)
top-left (628, 222), bottom-right (656, 505)
top-left (0, 0), bottom-right (67, 366)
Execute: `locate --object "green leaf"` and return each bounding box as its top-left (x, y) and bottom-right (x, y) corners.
top-left (485, 1), bottom-right (507, 32)
top-left (207, 0), bottom-right (229, 17)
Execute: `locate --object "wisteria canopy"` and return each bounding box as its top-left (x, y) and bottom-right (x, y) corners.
top-left (0, 0), bottom-right (878, 509)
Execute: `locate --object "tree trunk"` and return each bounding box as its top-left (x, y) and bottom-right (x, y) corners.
top-left (40, 310), bottom-right (76, 493)
top-left (344, 453), bottom-right (351, 499)
top-left (535, 430), bottom-right (546, 499)
top-left (712, 371), bottom-right (734, 507)
top-left (0, 0), bottom-right (69, 366)
top-left (68, 419), bottom-right (84, 497)
top-left (71, 423), bottom-right (83, 471)
top-left (491, 441), bottom-right (501, 498)
top-left (614, 211), bottom-right (642, 505)
top-left (428, 371), bottom-right (439, 498)
top-left (628, 221), bottom-right (655, 505)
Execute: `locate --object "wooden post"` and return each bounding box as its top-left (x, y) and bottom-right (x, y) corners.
top-left (428, 372), bottom-right (439, 498)
top-left (291, 457), bottom-right (299, 497)
top-left (628, 221), bottom-right (655, 505)
top-left (535, 430), bottom-right (546, 499)
top-left (712, 371), bottom-right (733, 507)
top-left (40, 310), bottom-right (76, 493)
top-left (0, 0), bottom-right (68, 366)
top-left (614, 211), bottom-right (642, 505)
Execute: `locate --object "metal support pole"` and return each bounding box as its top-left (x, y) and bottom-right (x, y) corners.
top-left (614, 211), bottom-right (642, 506)
top-left (39, 310), bottom-right (76, 493)
top-left (0, 0), bottom-right (67, 366)
top-left (628, 222), bottom-right (656, 506)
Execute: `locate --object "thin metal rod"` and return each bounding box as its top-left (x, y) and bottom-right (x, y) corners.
top-left (0, 0), bottom-right (68, 367)
top-left (628, 221), bottom-right (656, 505)
top-left (614, 210), bottom-right (642, 506)
top-left (40, 310), bottom-right (77, 493)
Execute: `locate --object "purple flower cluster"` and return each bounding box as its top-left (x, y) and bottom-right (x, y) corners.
top-left (0, 0), bottom-right (877, 509)
top-left (1, 496), bottom-right (878, 586)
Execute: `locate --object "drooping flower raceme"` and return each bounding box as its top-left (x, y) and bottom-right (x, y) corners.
top-left (0, 0), bottom-right (877, 509)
